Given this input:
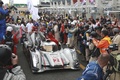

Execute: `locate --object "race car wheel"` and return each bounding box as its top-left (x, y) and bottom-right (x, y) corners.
top-left (73, 60), bottom-right (80, 69)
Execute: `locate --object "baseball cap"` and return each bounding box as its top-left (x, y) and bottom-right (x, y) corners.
top-left (6, 26), bottom-right (13, 32)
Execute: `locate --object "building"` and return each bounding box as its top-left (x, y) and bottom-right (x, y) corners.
top-left (9, 0), bottom-right (14, 6)
top-left (38, 0), bottom-right (120, 19)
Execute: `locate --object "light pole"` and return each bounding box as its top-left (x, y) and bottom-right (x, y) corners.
top-left (82, 8), bottom-right (86, 19)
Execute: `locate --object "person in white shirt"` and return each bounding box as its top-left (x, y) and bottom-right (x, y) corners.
top-left (26, 20), bottom-right (34, 33)
top-left (20, 22), bottom-right (26, 44)
top-left (26, 20), bottom-right (34, 46)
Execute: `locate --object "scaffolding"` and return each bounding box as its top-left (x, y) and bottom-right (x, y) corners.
top-left (38, 0), bottom-right (120, 19)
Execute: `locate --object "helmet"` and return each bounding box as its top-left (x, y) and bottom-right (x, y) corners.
top-left (90, 31), bottom-right (97, 38)
top-left (0, 45), bottom-right (12, 66)
top-left (112, 28), bottom-right (120, 33)
top-left (6, 26), bottom-right (13, 32)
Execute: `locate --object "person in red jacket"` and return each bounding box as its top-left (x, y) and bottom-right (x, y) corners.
top-left (60, 20), bottom-right (67, 44)
top-left (45, 25), bottom-right (59, 45)
top-left (2, 26), bottom-right (19, 54)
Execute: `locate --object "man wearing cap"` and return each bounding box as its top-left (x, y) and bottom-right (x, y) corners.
top-left (0, 0), bottom-right (9, 42)
top-left (2, 26), bottom-right (19, 54)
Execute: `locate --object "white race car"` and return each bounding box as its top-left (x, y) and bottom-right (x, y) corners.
top-left (23, 32), bottom-right (80, 73)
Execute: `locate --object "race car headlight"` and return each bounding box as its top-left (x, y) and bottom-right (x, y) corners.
top-left (32, 54), bottom-right (39, 67)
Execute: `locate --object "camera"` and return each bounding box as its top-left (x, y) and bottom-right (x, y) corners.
top-left (108, 44), bottom-right (118, 51)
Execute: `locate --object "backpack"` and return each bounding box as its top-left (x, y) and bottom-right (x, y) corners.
top-left (91, 47), bottom-right (101, 58)
top-left (3, 35), bottom-right (14, 50)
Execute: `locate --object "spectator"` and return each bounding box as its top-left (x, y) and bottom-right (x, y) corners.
top-left (92, 30), bottom-right (112, 54)
top-left (0, 44), bottom-right (26, 80)
top-left (109, 28), bottom-right (120, 80)
top-left (89, 31), bottom-right (100, 62)
top-left (26, 19), bottom-right (34, 46)
top-left (2, 26), bottom-right (19, 54)
top-left (77, 53), bottom-right (110, 80)
top-left (53, 21), bottom-right (60, 42)
top-left (16, 16), bottom-right (21, 23)
top-left (112, 28), bottom-right (120, 51)
top-left (20, 21), bottom-right (27, 44)
top-left (66, 22), bottom-right (73, 47)
top-left (60, 20), bottom-right (67, 44)
top-left (80, 25), bottom-right (89, 61)
top-left (68, 22), bottom-right (79, 49)
top-left (0, 1), bottom-right (9, 42)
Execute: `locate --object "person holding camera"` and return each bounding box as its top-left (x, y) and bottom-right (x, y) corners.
top-left (0, 44), bottom-right (26, 80)
top-left (109, 28), bottom-right (120, 80)
top-left (92, 30), bottom-right (112, 54)
top-left (0, 1), bottom-right (10, 42)
top-left (112, 28), bottom-right (120, 52)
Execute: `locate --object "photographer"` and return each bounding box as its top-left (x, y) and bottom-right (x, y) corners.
top-left (92, 30), bottom-right (112, 54)
top-left (0, 45), bottom-right (26, 80)
top-left (112, 28), bottom-right (120, 52)
top-left (0, 1), bottom-right (10, 42)
top-left (109, 28), bottom-right (120, 80)
top-left (89, 31), bottom-right (100, 62)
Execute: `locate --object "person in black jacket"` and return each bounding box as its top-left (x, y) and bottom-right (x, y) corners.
top-left (0, 44), bottom-right (26, 80)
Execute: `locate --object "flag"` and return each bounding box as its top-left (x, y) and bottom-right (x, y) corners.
top-left (74, 2), bottom-right (79, 7)
top-left (9, 0), bottom-right (14, 6)
top-left (80, 0), bottom-right (86, 5)
top-left (27, 0), bottom-right (40, 21)
top-left (89, 0), bottom-right (95, 4)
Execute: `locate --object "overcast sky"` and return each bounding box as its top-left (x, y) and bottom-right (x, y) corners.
top-left (3, 0), bottom-right (39, 5)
